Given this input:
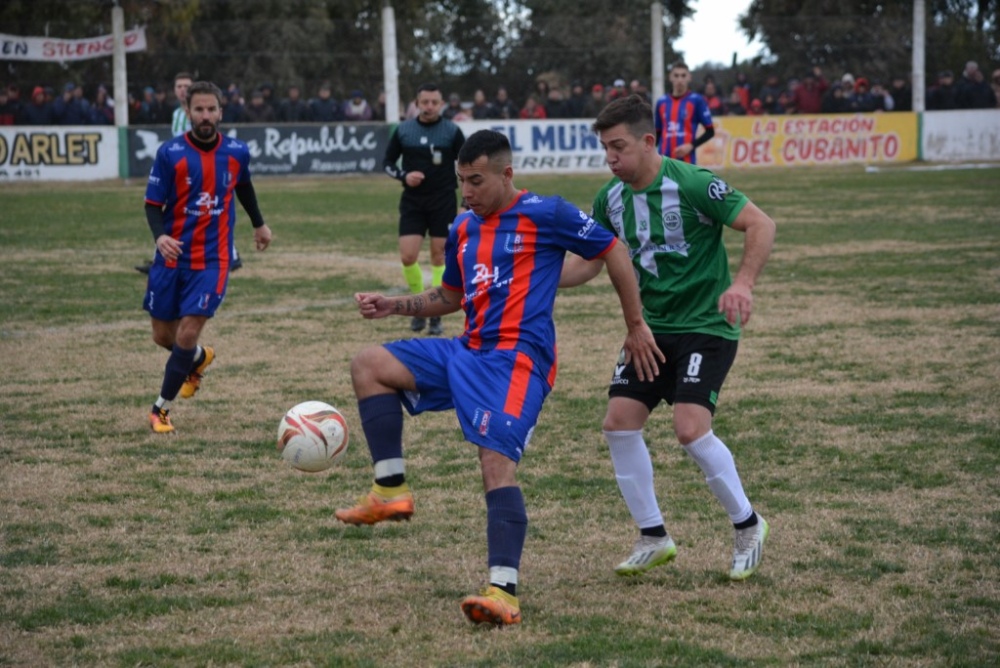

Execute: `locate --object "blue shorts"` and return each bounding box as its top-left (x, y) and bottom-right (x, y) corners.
top-left (383, 337), bottom-right (552, 463)
top-left (143, 263), bottom-right (228, 321)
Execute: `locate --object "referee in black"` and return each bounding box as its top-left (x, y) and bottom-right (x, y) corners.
top-left (383, 83), bottom-right (466, 336)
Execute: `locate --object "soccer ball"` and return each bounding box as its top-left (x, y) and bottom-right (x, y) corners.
top-left (277, 401), bottom-right (349, 472)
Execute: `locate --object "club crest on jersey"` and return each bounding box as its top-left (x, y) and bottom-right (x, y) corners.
top-left (707, 177), bottom-right (732, 201)
top-left (663, 210), bottom-right (682, 231)
top-left (503, 233), bottom-right (524, 254)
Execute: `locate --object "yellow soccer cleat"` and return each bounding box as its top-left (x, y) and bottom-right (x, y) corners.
top-left (334, 488), bottom-right (414, 526)
top-left (180, 346), bottom-right (214, 399)
top-left (461, 586), bottom-right (522, 626)
top-left (149, 407), bottom-right (175, 434)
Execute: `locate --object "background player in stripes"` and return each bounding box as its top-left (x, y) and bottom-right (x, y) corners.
top-left (653, 61), bottom-right (716, 164)
top-left (142, 81), bottom-right (272, 434)
top-left (337, 129), bottom-right (663, 626)
top-left (561, 94), bottom-right (776, 581)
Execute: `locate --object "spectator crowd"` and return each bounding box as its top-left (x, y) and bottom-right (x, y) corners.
top-left (2, 60), bottom-right (997, 127)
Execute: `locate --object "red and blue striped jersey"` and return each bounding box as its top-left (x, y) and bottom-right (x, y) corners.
top-left (144, 133), bottom-right (252, 270)
top-left (654, 92), bottom-right (714, 164)
top-left (442, 190), bottom-right (618, 386)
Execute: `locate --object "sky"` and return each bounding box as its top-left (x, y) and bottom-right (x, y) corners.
top-left (673, 0), bottom-right (765, 68)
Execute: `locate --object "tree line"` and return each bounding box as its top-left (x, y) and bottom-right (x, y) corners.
top-left (1, 0), bottom-right (995, 107)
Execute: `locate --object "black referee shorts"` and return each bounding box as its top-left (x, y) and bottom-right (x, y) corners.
top-left (399, 194), bottom-right (457, 239)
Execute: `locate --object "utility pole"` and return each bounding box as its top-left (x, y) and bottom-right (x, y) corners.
top-left (112, 1), bottom-right (128, 126)
top-left (382, 0), bottom-right (400, 123)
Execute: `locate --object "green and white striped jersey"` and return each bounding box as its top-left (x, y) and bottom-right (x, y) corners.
top-left (171, 106), bottom-right (191, 136)
top-left (592, 158), bottom-right (748, 340)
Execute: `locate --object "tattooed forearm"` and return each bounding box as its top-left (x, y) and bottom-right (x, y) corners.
top-left (393, 300), bottom-right (405, 314)
top-left (408, 296), bottom-right (425, 314)
top-left (427, 288), bottom-right (454, 306)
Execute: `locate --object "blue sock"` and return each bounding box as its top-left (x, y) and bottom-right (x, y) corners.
top-left (159, 345), bottom-right (196, 402)
top-left (358, 394), bottom-right (405, 485)
top-left (486, 486), bottom-right (527, 594)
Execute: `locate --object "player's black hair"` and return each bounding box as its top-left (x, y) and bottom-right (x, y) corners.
top-left (416, 83), bottom-right (440, 95)
top-left (669, 61), bottom-right (690, 72)
top-left (458, 130), bottom-right (512, 166)
top-left (186, 81), bottom-right (224, 106)
top-left (592, 94), bottom-right (655, 137)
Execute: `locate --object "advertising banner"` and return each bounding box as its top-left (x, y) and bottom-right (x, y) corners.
top-left (0, 29), bottom-right (147, 62)
top-left (457, 119), bottom-right (608, 173)
top-left (0, 126), bottom-right (118, 181)
top-left (698, 113), bottom-right (919, 169)
top-left (922, 109), bottom-right (1000, 162)
top-left (126, 123), bottom-right (391, 179)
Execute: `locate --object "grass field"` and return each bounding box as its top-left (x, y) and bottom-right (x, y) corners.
top-left (1, 164), bottom-right (999, 667)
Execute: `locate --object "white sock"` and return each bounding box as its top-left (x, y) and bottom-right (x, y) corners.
top-left (154, 396), bottom-right (171, 411)
top-left (684, 430), bottom-right (753, 524)
top-left (604, 430), bottom-right (664, 530)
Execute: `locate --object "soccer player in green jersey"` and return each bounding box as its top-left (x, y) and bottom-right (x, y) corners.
top-left (561, 94), bottom-right (777, 581)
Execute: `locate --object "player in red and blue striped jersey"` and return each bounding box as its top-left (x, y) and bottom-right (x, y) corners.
top-left (653, 61), bottom-right (716, 164)
top-left (335, 129), bottom-right (664, 626)
top-left (142, 81), bottom-right (272, 434)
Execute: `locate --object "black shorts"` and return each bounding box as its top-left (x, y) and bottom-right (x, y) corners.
top-left (399, 194), bottom-right (457, 239)
top-left (608, 332), bottom-right (738, 414)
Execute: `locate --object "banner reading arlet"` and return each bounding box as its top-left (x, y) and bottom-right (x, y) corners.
top-left (0, 29), bottom-right (146, 62)
top-left (0, 127), bottom-right (118, 181)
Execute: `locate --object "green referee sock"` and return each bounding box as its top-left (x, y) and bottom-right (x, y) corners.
top-left (402, 262), bottom-right (424, 294)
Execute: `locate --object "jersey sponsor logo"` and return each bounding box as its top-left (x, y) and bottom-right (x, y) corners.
top-left (522, 195), bottom-right (542, 205)
top-left (629, 240), bottom-right (691, 259)
top-left (147, 175), bottom-right (160, 185)
top-left (465, 263), bottom-right (514, 301)
top-left (577, 213), bottom-right (598, 238)
top-left (185, 191), bottom-right (224, 216)
top-left (707, 176), bottom-right (732, 201)
top-left (663, 210), bottom-right (682, 231)
top-left (472, 263), bottom-right (500, 285)
top-left (666, 120), bottom-right (684, 137)
top-left (167, 142), bottom-right (185, 152)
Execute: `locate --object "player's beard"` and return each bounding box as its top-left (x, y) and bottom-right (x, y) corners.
top-left (194, 119), bottom-right (218, 141)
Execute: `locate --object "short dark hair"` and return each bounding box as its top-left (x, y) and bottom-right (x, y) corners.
top-left (174, 72), bottom-right (194, 83)
top-left (592, 94), bottom-right (654, 137)
top-left (670, 61), bottom-right (690, 72)
top-left (186, 81), bottom-right (223, 106)
top-left (416, 83), bottom-right (440, 95)
top-left (458, 130), bottom-right (512, 166)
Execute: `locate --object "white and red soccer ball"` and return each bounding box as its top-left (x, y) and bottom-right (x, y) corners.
top-left (277, 401), bottom-right (349, 472)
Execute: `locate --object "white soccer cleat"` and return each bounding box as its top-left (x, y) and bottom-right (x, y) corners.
top-left (615, 534), bottom-right (677, 576)
top-left (730, 515), bottom-right (770, 581)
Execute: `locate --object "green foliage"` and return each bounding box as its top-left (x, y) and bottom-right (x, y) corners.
top-left (741, 0), bottom-right (999, 82)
